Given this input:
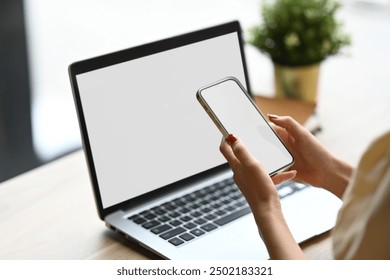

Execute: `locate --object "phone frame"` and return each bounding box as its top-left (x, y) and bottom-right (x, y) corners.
top-left (196, 76), bottom-right (294, 175)
top-left (197, 76), bottom-right (254, 137)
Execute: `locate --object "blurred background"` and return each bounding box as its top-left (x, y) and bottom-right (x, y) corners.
top-left (1, 0), bottom-right (389, 182)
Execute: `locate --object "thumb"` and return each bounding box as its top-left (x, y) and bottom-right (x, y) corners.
top-left (271, 170), bottom-right (297, 185)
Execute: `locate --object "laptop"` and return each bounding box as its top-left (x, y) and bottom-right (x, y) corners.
top-left (69, 21), bottom-right (341, 259)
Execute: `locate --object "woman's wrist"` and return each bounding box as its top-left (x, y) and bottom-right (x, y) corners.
top-left (322, 156), bottom-right (354, 199)
top-left (252, 203), bottom-right (305, 259)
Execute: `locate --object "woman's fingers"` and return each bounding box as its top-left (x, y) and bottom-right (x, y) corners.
top-left (271, 170), bottom-right (297, 185)
top-left (219, 136), bottom-right (240, 170)
top-left (268, 114), bottom-right (306, 139)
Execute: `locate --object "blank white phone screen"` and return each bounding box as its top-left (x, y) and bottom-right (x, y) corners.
top-left (199, 78), bottom-right (293, 175)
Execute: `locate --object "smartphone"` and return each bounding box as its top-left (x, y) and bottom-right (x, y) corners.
top-left (196, 76), bottom-right (294, 176)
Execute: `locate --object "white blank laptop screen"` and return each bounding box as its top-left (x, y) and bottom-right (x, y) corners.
top-left (76, 32), bottom-right (246, 208)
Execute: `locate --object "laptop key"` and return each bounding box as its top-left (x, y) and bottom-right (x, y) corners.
top-left (152, 207), bottom-right (166, 215)
top-left (180, 206), bottom-right (191, 213)
top-left (231, 194), bottom-right (243, 200)
top-left (162, 202), bottom-right (177, 211)
top-left (190, 228), bottom-right (205, 237)
top-left (201, 223), bottom-right (217, 232)
top-left (132, 217), bottom-right (146, 224)
top-left (144, 213), bottom-right (157, 220)
top-left (211, 202), bottom-right (223, 209)
top-left (221, 197), bottom-right (233, 204)
top-left (160, 227), bottom-right (186, 240)
top-left (226, 205), bottom-right (236, 211)
top-left (189, 203), bottom-right (202, 210)
top-left (168, 237), bottom-right (184, 246)
top-left (200, 199), bottom-right (210, 205)
top-left (179, 233), bottom-right (195, 241)
top-left (151, 224), bottom-right (172, 235)
top-left (183, 194), bottom-right (197, 202)
top-left (191, 211), bottom-right (202, 218)
top-left (142, 220), bottom-right (160, 229)
top-left (214, 209), bottom-right (226, 216)
top-left (169, 220), bottom-right (182, 226)
top-left (194, 218), bottom-right (207, 225)
top-left (168, 211), bottom-right (181, 218)
top-left (214, 206), bottom-right (251, 226)
top-left (184, 222), bottom-right (197, 229)
top-left (172, 198), bottom-right (186, 207)
top-left (204, 213), bottom-right (217, 220)
top-left (193, 190), bottom-right (203, 198)
top-left (236, 200), bottom-right (248, 207)
top-left (226, 177), bottom-right (235, 185)
top-left (204, 186), bottom-right (215, 194)
top-left (180, 215), bottom-right (192, 222)
top-left (201, 207), bottom-right (212, 213)
top-left (158, 215), bottom-right (171, 222)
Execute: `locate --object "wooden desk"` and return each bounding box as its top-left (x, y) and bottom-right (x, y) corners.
top-left (1, 95), bottom-right (388, 260)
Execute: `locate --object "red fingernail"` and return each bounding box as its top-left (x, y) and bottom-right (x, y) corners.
top-left (227, 134), bottom-right (238, 145)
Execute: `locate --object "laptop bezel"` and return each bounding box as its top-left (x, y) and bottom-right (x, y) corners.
top-left (68, 20), bottom-right (252, 220)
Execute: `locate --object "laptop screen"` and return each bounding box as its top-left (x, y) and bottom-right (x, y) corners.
top-left (71, 22), bottom-right (249, 210)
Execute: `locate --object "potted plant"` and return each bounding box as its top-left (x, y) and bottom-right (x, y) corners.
top-left (248, 0), bottom-right (351, 103)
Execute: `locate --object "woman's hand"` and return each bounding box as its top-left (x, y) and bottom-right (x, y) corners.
top-left (219, 134), bottom-right (305, 259)
top-left (268, 115), bottom-right (353, 198)
top-left (220, 134), bottom-right (296, 213)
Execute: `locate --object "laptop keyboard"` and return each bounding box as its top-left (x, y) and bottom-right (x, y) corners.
top-left (128, 177), bottom-right (308, 247)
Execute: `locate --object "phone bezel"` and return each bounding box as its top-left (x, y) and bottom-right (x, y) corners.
top-left (196, 76), bottom-right (294, 176)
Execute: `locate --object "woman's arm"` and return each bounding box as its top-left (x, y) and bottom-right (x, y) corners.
top-left (254, 204), bottom-right (306, 260)
top-left (218, 115), bottom-right (354, 259)
top-left (220, 135), bottom-right (305, 259)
